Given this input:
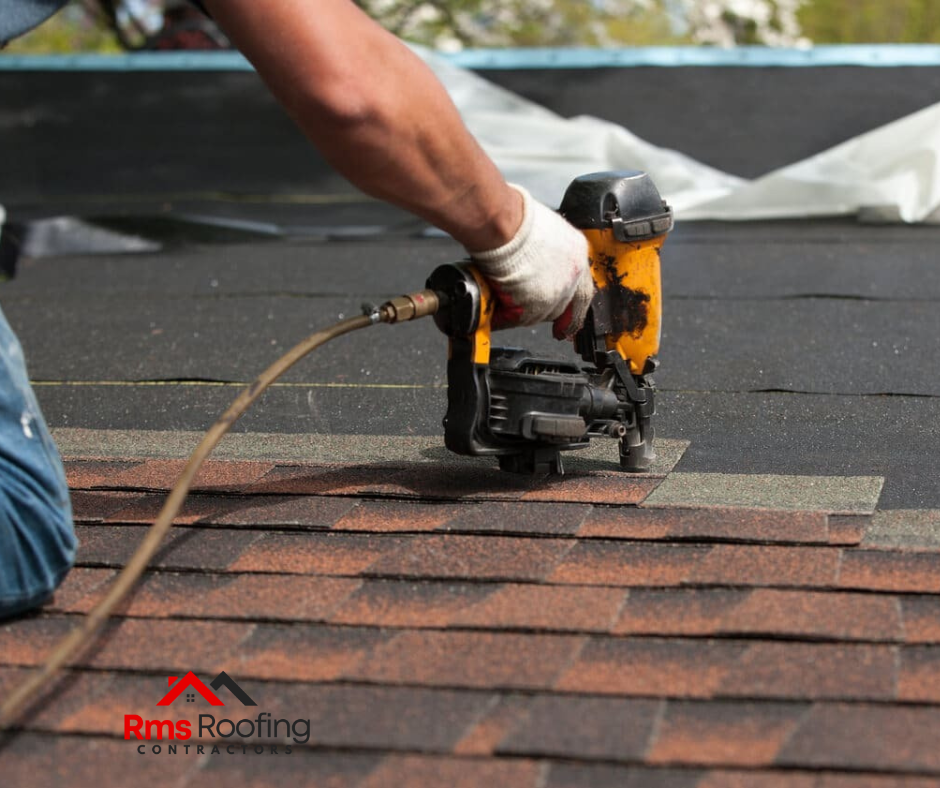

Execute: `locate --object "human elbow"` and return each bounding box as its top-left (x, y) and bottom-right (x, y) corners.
top-left (290, 74), bottom-right (384, 132)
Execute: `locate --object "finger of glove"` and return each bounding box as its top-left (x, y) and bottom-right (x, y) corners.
top-left (551, 303), bottom-right (575, 341)
top-left (568, 268), bottom-right (596, 335)
top-left (488, 283), bottom-right (525, 330)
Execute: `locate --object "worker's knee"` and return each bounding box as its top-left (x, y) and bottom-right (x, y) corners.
top-left (0, 305), bottom-right (76, 619)
top-left (0, 483), bottom-right (75, 619)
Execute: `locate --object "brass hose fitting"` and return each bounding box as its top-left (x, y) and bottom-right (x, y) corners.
top-left (379, 289), bottom-right (440, 323)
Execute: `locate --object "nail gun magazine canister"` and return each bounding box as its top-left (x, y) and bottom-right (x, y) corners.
top-left (560, 170), bottom-right (671, 377)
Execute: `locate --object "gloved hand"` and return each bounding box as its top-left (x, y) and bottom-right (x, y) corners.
top-left (469, 184), bottom-right (594, 340)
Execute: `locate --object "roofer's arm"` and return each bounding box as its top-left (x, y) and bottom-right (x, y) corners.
top-left (201, 0), bottom-right (594, 337)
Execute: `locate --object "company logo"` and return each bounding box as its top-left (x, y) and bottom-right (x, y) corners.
top-left (156, 671), bottom-right (257, 706)
top-left (125, 672), bottom-right (309, 757)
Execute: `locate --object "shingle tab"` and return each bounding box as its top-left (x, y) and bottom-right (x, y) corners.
top-left (580, 507), bottom-right (830, 543)
top-left (615, 588), bottom-right (903, 641)
top-left (644, 473), bottom-right (885, 515)
top-left (778, 704), bottom-right (940, 772)
top-left (497, 696), bottom-right (662, 760)
top-left (649, 701), bottom-right (807, 766)
top-left (348, 631), bottom-right (586, 690)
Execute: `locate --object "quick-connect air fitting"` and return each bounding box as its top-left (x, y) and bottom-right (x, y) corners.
top-left (378, 289), bottom-right (441, 324)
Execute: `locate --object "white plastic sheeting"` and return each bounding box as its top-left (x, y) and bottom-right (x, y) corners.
top-left (420, 47), bottom-right (940, 223)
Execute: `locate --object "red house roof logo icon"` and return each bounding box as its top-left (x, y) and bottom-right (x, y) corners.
top-left (157, 672), bottom-right (225, 706)
top-left (156, 671), bottom-right (258, 706)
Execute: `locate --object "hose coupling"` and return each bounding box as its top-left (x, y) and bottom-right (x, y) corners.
top-left (380, 289), bottom-right (440, 323)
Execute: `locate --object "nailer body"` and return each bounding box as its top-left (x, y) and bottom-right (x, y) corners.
top-left (427, 171), bottom-right (672, 475)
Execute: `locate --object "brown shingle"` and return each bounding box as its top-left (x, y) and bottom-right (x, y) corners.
top-left (0, 733), bottom-right (198, 788)
top-left (901, 597), bottom-right (940, 643)
top-left (234, 623), bottom-right (394, 681)
top-left (75, 572), bottom-right (361, 621)
top-left (369, 534), bottom-right (574, 582)
top-left (17, 668), bottom-right (192, 736)
top-left (283, 683), bottom-right (498, 752)
top-left (64, 460), bottom-right (142, 490)
top-left (329, 580), bottom-right (495, 627)
top-left (648, 701), bottom-right (807, 766)
top-left (556, 638), bottom-right (747, 698)
top-left (0, 616), bottom-right (77, 666)
top-left (438, 501), bottom-right (592, 536)
top-left (245, 463), bottom-right (417, 497)
top-left (348, 630), bottom-right (585, 690)
top-left (75, 525), bottom-right (263, 571)
top-left (549, 542), bottom-right (709, 586)
top-left (248, 463), bottom-right (540, 500)
top-left (450, 584), bottom-right (627, 632)
top-left (559, 637), bottom-right (896, 703)
top-left (898, 646), bottom-right (940, 702)
top-left (453, 696), bottom-right (532, 756)
top-left (116, 460), bottom-right (274, 491)
top-left (581, 507), bottom-right (829, 544)
top-left (205, 495), bottom-right (357, 528)
top-left (778, 704), bottom-right (940, 772)
top-left (358, 755), bottom-right (543, 788)
top-left (690, 544), bottom-right (841, 587)
top-left (615, 588), bottom-right (747, 636)
top-left (331, 500), bottom-right (460, 532)
top-left (828, 515), bottom-right (868, 546)
top-left (46, 567), bottom-right (116, 614)
top-left (696, 772), bottom-right (818, 788)
top-left (68, 490), bottom-right (142, 523)
top-left (497, 695), bottom-right (662, 760)
top-left (103, 492), bottom-right (237, 525)
top-left (813, 776), bottom-right (940, 788)
top-left (229, 532), bottom-right (407, 575)
top-left (615, 588), bottom-right (903, 641)
top-left (839, 551), bottom-right (940, 593)
top-left (722, 642), bottom-right (897, 701)
top-left (107, 459), bottom-right (274, 492)
top-left (384, 464), bottom-right (543, 501)
top-left (523, 474), bottom-right (661, 504)
top-left (722, 588), bottom-right (901, 641)
top-left (83, 618), bottom-right (253, 673)
top-left (195, 748), bottom-right (381, 787)
top-left (544, 763), bottom-right (705, 788)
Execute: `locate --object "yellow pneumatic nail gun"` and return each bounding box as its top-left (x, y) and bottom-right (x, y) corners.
top-left (426, 171), bottom-right (672, 475)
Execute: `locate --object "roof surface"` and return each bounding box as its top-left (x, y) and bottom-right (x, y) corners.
top-left (3, 64), bottom-right (940, 786)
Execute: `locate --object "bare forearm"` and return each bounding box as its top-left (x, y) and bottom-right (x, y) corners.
top-left (202, 0), bottom-right (521, 250)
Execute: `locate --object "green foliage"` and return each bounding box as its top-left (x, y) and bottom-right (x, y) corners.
top-left (356, 0), bottom-right (689, 48)
top-left (798, 0), bottom-right (940, 44)
top-left (2, 4), bottom-right (120, 54)
top-left (7, 0), bottom-right (940, 55)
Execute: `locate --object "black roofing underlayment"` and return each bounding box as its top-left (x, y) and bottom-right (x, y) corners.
top-left (5, 67), bottom-right (940, 206)
top-left (3, 66), bottom-right (940, 508)
top-left (480, 66), bottom-right (940, 178)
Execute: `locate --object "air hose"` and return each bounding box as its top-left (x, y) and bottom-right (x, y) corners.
top-left (0, 288), bottom-right (441, 727)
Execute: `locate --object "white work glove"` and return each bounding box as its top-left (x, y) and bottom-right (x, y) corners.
top-left (469, 184), bottom-right (594, 340)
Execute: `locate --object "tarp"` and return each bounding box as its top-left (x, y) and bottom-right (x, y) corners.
top-left (420, 48), bottom-right (940, 223)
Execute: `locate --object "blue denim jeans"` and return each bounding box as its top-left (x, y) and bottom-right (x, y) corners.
top-left (0, 302), bottom-right (75, 618)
